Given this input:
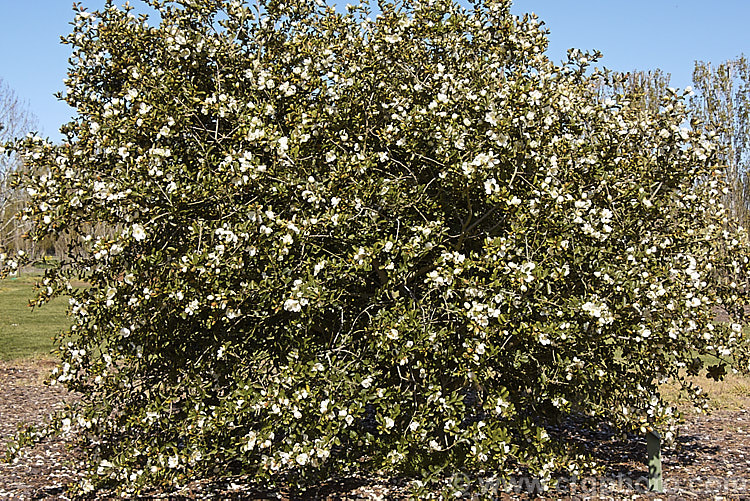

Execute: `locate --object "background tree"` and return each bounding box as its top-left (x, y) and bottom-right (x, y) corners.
top-left (593, 68), bottom-right (672, 115)
top-left (4, 0), bottom-right (750, 497)
top-left (0, 77), bottom-right (38, 261)
top-left (691, 56), bottom-right (750, 225)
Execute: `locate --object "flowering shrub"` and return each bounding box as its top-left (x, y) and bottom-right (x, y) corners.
top-left (4, 0), bottom-right (750, 496)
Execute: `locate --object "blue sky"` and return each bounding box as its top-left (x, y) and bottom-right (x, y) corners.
top-left (1, 0), bottom-right (749, 143)
top-left (510, 1), bottom-right (750, 89)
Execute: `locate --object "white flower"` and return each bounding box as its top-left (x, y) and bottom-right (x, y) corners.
top-left (184, 299), bottom-right (199, 315)
top-left (384, 417), bottom-right (395, 429)
top-left (353, 247), bottom-right (367, 265)
top-left (284, 298), bottom-right (302, 312)
top-left (296, 452), bottom-right (309, 466)
top-left (168, 455), bottom-right (179, 468)
top-left (582, 298), bottom-right (614, 325)
top-left (361, 377), bottom-right (373, 388)
top-left (81, 479), bottom-right (94, 493)
top-left (245, 431), bottom-right (257, 450)
top-left (484, 177), bottom-right (500, 194)
top-left (277, 136), bottom-right (288, 152)
top-left (132, 224), bottom-right (146, 241)
top-left (314, 260), bottom-right (326, 275)
top-left (325, 150), bottom-right (337, 163)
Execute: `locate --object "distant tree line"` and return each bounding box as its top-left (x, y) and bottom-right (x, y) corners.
top-left (0, 78), bottom-right (69, 264)
top-left (0, 77), bottom-right (39, 262)
top-left (595, 59), bottom-right (750, 227)
top-left (691, 56), bottom-right (750, 227)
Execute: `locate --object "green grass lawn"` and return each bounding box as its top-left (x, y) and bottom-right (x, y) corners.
top-left (0, 273), bottom-right (70, 361)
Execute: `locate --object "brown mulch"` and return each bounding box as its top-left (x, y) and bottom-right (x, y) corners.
top-left (0, 360), bottom-right (84, 500)
top-left (2, 361), bottom-right (750, 500)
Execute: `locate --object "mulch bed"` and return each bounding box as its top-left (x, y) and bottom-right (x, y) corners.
top-left (2, 360), bottom-right (750, 500)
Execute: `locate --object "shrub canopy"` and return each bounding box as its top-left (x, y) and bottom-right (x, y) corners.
top-left (3, 0), bottom-right (750, 496)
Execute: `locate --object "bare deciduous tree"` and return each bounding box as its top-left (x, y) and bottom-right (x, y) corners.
top-left (591, 68), bottom-right (672, 114)
top-left (0, 77), bottom-right (38, 258)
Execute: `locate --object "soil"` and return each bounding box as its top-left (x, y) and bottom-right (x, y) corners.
top-left (2, 360), bottom-right (750, 500)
